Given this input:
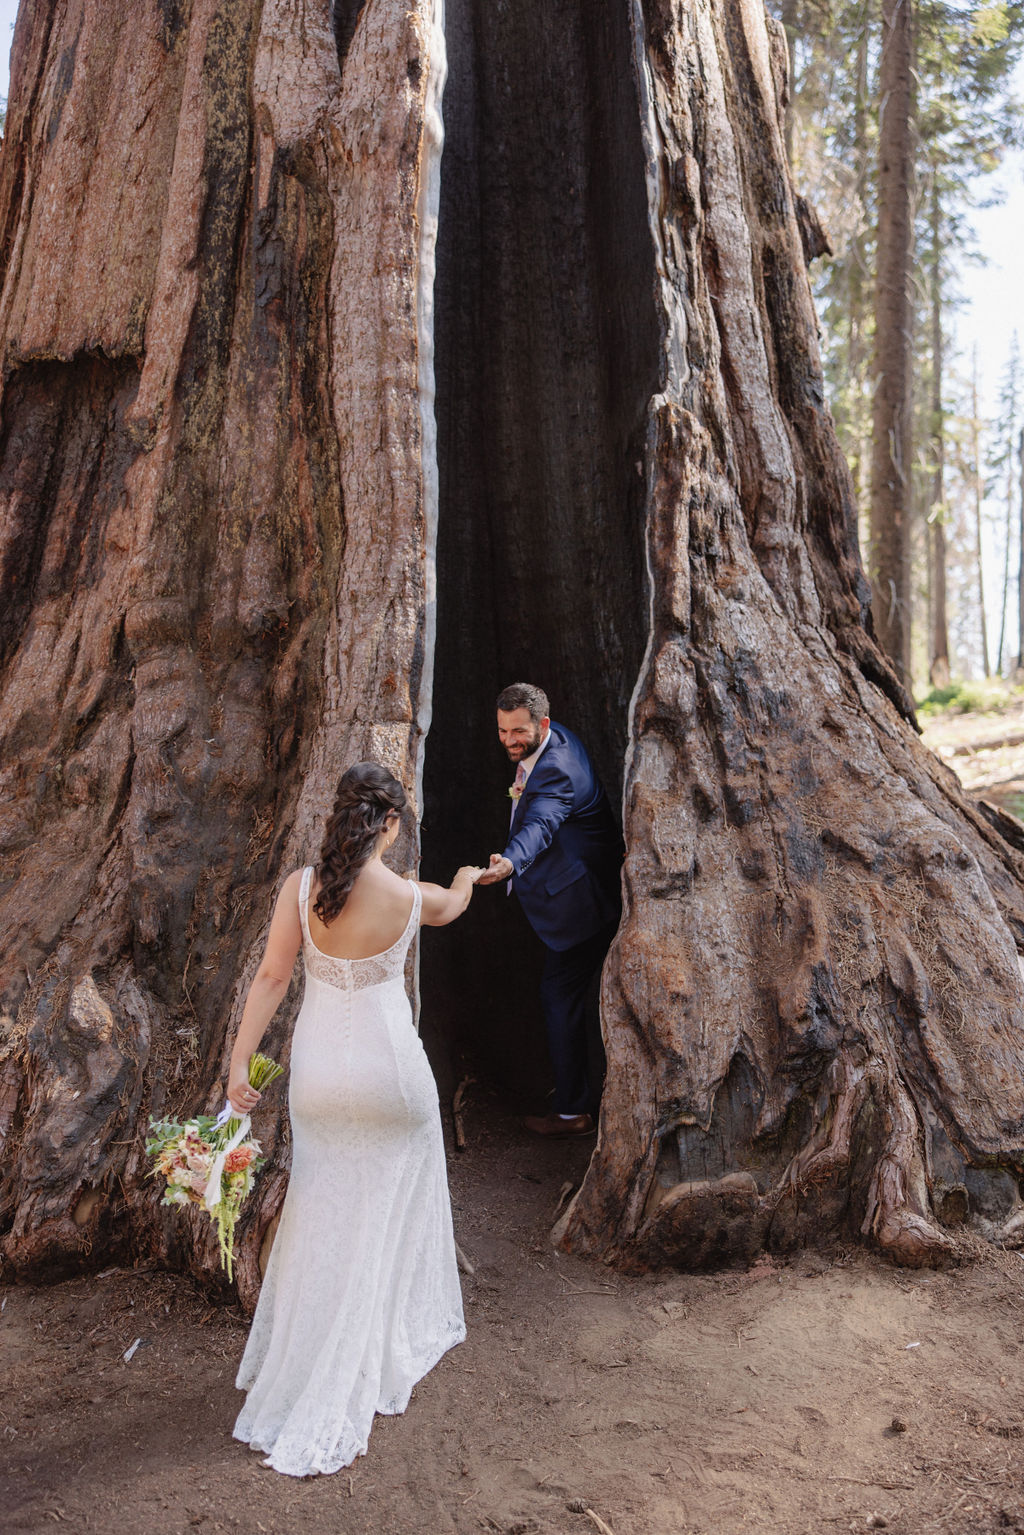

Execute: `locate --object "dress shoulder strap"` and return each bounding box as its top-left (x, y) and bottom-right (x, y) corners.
top-left (409, 880), bottom-right (422, 927)
top-left (298, 865), bottom-right (314, 945)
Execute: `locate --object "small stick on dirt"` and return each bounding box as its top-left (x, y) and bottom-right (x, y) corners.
top-left (829, 1475), bottom-right (914, 1490)
top-left (452, 1075), bottom-right (475, 1151)
top-left (454, 1240), bottom-right (475, 1276)
top-left (558, 1274), bottom-right (615, 1295)
top-left (584, 1512), bottom-right (616, 1535)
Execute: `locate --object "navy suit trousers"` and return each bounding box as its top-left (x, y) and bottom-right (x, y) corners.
top-left (539, 919), bottom-right (618, 1115)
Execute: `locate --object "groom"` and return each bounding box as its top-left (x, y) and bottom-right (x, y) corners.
top-left (477, 683), bottom-right (623, 1136)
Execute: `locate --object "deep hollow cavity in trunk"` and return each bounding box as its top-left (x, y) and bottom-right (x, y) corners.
top-left (421, 0), bottom-right (659, 1101)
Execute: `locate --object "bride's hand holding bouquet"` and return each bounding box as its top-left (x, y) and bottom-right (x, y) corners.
top-left (147, 1051), bottom-right (284, 1281)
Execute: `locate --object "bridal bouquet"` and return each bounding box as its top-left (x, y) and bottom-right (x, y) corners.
top-left (147, 1052), bottom-right (284, 1281)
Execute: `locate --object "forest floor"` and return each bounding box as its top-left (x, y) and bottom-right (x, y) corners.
top-left (4, 1094), bottom-right (1024, 1535)
top-left (921, 688), bottom-right (1024, 821)
top-left (5, 710), bottom-right (1024, 1535)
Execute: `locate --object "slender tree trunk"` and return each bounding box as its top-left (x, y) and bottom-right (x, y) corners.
top-left (927, 181), bottom-right (950, 688)
top-left (869, 0), bottom-right (916, 685)
top-left (971, 355), bottom-right (992, 677)
top-left (2, 0), bottom-right (1024, 1300)
top-left (998, 469), bottom-right (1013, 676)
top-left (849, 3), bottom-right (872, 522)
top-left (780, 0), bottom-right (799, 168)
top-left (997, 343), bottom-right (1020, 676)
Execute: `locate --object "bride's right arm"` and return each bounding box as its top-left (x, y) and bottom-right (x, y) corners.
top-left (226, 870), bottom-right (303, 1113)
top-left (418, 866), bottom-right (483, 927)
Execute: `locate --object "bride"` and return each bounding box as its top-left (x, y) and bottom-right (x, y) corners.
top-left (225, 761), bottom-right (481, 1476)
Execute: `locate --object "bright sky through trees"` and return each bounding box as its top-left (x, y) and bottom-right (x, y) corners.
top-left (955, 60), bottom-right (1024, 421)
top-left (0, 4), bottom-right (13, 97)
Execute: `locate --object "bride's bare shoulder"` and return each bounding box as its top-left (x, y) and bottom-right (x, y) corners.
top-left (373, 865), bottom-right (417, 904)
top-left (344, 860), bottom-right (403, 899)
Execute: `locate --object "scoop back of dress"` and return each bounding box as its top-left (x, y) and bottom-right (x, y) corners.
top-left (233, 867), bottom-right (465, 1477)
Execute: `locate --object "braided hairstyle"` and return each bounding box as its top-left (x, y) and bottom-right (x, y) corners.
top-left (314, 761), bottom-right (407, 924)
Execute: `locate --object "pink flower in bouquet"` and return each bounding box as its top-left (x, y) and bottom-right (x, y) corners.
top-left (224, 1144), bottom-right (256, 1175)
top-left (146, 1050), bottom-right (283, 1280)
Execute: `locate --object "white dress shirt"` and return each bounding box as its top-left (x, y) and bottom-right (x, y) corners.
top-left (517, 725), bottom-right (552, 785)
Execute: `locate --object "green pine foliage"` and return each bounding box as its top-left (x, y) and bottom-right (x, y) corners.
top-left (770, 0), bottom-right (1024, 683)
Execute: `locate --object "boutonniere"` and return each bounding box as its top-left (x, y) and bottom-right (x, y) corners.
top-left (508, 783), bottom-right (524, 801)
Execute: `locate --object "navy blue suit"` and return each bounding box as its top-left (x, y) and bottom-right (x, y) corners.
top-left (503, 722), bottom-right (622, 1114)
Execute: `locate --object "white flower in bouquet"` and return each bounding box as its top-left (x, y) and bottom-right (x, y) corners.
top-left (146, 1052), bottom-right (283, 1280)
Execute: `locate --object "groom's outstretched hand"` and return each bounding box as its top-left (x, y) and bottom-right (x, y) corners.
top-left (476, 853), bottom-right (514, 886)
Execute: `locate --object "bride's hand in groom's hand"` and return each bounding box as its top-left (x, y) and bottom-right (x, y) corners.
top-left (456, 865), bottom-right (485, 885)
top-left (476, 854), bottom-right (514, 886)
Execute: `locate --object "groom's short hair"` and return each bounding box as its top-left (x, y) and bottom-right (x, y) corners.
top-left (496, 683), bottom-right (549, 722)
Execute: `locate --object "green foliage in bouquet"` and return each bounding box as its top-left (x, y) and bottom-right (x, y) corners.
top-left (147, 1053), bottom-right (284, 1281)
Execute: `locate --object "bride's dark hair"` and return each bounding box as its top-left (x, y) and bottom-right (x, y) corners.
top-left (314, 761), bottom-right (407, 924)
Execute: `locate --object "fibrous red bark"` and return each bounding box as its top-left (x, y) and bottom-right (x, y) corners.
top-left (1, 0), bottom-right (1023, 1305)
top-left (868, 0), bottom-right (915, 684)
top-left (560, 0), bottom-right (1024, 1268)
top-left (0, 0), bottom-right (446, 1307)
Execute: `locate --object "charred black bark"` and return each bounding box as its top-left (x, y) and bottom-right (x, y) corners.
top-left (423, 0), bottom-right (659, 1100)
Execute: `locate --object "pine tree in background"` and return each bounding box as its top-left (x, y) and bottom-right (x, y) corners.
top-left (916, 0), bottom-right (1024, 683)
top-left (1017, 423), bottom-right (1024, 669)
top-left (775, 0), bottom-right (1024, 685)
top-left (992, 334), bottom-right (1021, 673)
top-left (924, 176), bottom-right (951, 686)
top-left (869, 0), bottom-right (916, 685)
top-left (932, 358), bottom-right (989, 676)
top-left (966, 352), bottom-right (992, 676)
top-left (781, 0), bottom-right (877, 531)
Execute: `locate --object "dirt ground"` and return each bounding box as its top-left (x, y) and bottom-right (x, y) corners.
top-left (3, 1092), bottom-right (1024, 1535)
top-left (6, 715), bottom-right (1024, 1535)
top-left (921, 693), bottom-right (1024, 821)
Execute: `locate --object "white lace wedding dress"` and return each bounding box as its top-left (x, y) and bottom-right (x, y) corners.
top-left (233, 868), bottom-right (465, 1476)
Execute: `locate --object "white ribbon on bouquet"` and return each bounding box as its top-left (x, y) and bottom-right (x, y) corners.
top-left (203, 1103), bottom-right (251, 1214)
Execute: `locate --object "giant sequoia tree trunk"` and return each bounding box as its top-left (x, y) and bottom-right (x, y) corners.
top-left (0, 0), bottom-right (447, 1305)
top-left (2, 0), bottom-right (1024, 1307)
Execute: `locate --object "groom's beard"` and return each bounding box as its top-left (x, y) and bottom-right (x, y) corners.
top-left (504, 727), bottom-right (543, 762)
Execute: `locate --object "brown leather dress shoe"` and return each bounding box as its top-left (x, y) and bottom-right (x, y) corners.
top-left (523, 1112), bottom-right (595, 1138)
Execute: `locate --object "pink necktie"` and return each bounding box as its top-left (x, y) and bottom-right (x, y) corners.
top-left (509, 762), bottom-right (526, 828)
top-left (507, 764), bottom-right (526, 893)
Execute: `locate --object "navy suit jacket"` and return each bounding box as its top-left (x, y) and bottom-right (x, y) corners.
top-left (502, 721), bottom-right (623, 952)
